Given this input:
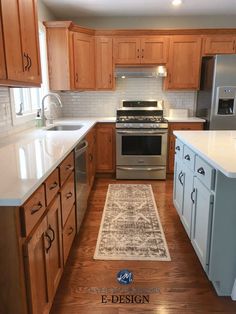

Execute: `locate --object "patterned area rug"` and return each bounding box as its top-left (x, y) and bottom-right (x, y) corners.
top-left (94, 184), bottom-right (171, 261)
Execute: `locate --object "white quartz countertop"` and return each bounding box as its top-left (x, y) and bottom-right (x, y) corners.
top-left (0, 115), bottom-right (203, 206)
top-left (174, 130), bottom-right (236, 178)
top-left (165, 117), bottom-right (205, 123)
top-left (0, 117), bottom-right (115, 206)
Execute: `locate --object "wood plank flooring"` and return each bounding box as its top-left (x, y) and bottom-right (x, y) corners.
top-left (51, 178), bottom-right (236, 314)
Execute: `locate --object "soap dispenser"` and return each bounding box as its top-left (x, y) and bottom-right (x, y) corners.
top-left (35, 109), bottom-right (42, 127)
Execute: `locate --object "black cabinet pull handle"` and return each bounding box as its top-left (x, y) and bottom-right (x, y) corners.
top-left (65, 164), bottom-right (73, 171)
top-left (44, 233), bottom-right (52, 253)
top-left (197, 167), bottom-right (205, 176)
top-left (28, 55), bottom-right (32, 70)
top-left (47, 225), bottom-right (55, 242)
top-left (66, 192), bottom-right (73, 199)
top-left (31, 202), bottom-right (43, 214)
top-left (67, 226), bottom-right (74, 236)
top-left (75, 73), bottom-right (78, 82)
top-left (49, 181), bottom-right (58, 190)
top-left (23, 53), bottom-right (29, 71)
top-left (178, 171), bottom-right (184, 186)
top-left (184, 154), bottom-right (190, 161)
top-left (191, 188), bottom-right (196, 204)
top-left (176, 145), bottom-right (180, 151)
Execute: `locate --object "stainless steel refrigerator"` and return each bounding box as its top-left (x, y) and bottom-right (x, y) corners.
top-left (196, 55), bottom-right (236, 130)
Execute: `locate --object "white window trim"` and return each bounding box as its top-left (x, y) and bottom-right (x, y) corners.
top-left (10, 22), bottom-right (49, 126)
top-left (10, 89), bottom-right (37, 126)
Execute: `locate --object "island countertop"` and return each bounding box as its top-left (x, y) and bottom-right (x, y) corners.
top-left (174, 130), bottom-right (236, 178)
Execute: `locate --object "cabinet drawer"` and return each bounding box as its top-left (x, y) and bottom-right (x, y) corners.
top-left (183, 145), bottom-right (195, 171)
top-left (175, 139), bottom-right (184, 159)
top-left (61, 171), bottom-right (75, 226)
top-left (45, 168), bottom-right (60, 206)
top-left (21, 185), bottom-right (46, 236)
top-left (169, 122), bottom-right (203, 135)
top-left (59, 152), bottom-right (74, 186)
top-left (195, 156), bottom-right (215, 190)
top-left (62, 206), bottom-right (76, 264)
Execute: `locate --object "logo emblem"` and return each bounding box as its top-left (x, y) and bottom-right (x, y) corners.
top-left (117, 269), bottom-right (133, 285)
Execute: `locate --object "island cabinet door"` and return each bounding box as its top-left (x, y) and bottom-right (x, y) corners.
top-left (24, 216), bottom-right (51, 314)
top-left (181, 164), bottom-right (194, 238)
top-left (191, 177), bottom-right (214, 272)
top-left (173, 157), bottom-right (185, 216)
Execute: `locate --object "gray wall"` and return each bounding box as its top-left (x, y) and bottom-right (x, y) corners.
top-left (38, 0), bottom-right (56, 22)
top-left (72, 15), bottom-right (236, 29)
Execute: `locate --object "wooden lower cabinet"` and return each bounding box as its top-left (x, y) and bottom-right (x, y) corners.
top-left (62, 205), bottom-right (76, 264)
top-left (24, 195), bottom-right (63, 314)
top-left (96, 123), bottom-right (116, 173)
top-left (0, 150), bottom-right (77, 314)
top-left (168, 122), bottom-right (204, 174)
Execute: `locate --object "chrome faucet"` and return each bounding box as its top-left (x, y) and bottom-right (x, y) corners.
top-left (41, 93), bottom-right (63, 127)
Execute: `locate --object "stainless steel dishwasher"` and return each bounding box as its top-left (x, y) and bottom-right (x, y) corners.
top-left (74, 139), bottom-right (89, 233)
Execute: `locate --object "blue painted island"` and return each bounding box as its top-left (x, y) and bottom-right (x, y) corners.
top-left (173, 130), bottom-right (236, 296)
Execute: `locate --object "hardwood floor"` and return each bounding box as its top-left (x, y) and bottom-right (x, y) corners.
top-left (50, 178), bottom-right (236, 314)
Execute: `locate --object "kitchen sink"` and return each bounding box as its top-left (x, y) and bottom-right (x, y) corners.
top-left (46, 124), bottom-right (83, 131)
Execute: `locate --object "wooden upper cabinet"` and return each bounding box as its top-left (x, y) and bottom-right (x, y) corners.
top-left (113, 36), bottom-right (168, 65)
top-left (202, 35), bottom-right (236, 55)
top-left (95, 36), bottom-right (113, 90)
top-left (165, 35), bottom-right (202, 90)
top-left (0, 6), bottom-right (6, 80)
top-left (45, 22), bottom-right (95, 91)
top-left (140, 37), bottom-right (169, 64)
top-left (0, 0), bottom-right (41, 85)
top-left (72, 32), bottom-right (95, 89)
top-left (113, 37), bottom-right (140, 64)
top-left (46, 26), bottom-right (71, 91)
top-left (18, 0), bottom-right (41, 83)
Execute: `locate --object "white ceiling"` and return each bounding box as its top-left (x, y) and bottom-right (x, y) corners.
top-left (43, 0), bottom-right (236, 18)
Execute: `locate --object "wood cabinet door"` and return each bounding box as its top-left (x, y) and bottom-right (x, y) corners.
top-left (166, 35), bottom-right (202, 90)
top-left (203, 35), bottom-right (236, 55)
top-left (191, 177), bottom-right (213, 271)
top-left (1, 0), bottom-right (24, 81)
top-left (141, 36), bottom-right (169, 64)
top-left (18, 0), bottom-right (41, 83)
top-left (73, 32), bottom-right (95, 89)
top-left (0, 5), bottom-right (6, 80)
top-left (24, 216), bottom-right (51, 314)
top-left (96, 36), bottom-right (113, 90)
top-left (47, 195), bottom-right (63, 300)
top-left (113, 37), bottom-right (141, 64)
top-left (96, 124), bottom-right (115, 173)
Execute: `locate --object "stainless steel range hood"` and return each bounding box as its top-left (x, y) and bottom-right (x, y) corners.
top-left (115, 66), bottom-right (167, 78)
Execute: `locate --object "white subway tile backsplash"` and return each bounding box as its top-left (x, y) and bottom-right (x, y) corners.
top-left (60, 78), bottom-right (196, 117)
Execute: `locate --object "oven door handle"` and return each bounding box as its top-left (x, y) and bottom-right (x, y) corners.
top-left (116, 130), bottom-right (167, 135)
top-left (117, 166), bottom-right (166, 171)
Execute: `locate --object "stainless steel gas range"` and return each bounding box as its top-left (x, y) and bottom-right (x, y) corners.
top-left (116, 100), bottom-right (168, 180)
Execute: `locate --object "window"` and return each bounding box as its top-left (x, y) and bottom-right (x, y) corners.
top-left (11, 23), bottom-right (49, 124)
